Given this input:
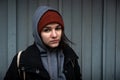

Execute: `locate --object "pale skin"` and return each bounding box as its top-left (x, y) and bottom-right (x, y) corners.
top-left (40, 23), bottom-right (62, 48)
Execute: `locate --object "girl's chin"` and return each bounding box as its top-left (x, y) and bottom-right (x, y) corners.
top-left (49, 43), bottom-right (59, 48)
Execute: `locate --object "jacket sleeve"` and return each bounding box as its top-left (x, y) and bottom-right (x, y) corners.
top-left (4, 55), bottom-right (21, 80)
top-left (74, 59), bottom-right (82, 80)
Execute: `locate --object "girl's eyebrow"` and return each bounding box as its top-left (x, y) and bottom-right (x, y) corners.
top-left (56, 24), bottom-right (61, 26)
top-left (43, 26), bottom-right (51, 29)
top-left (44, 24), bottom-right (61, 29)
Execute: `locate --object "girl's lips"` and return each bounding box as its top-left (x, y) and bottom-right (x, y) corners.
top-left (50, 40), bottom-right (59, 43)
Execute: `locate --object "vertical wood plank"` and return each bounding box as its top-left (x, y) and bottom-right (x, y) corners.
top-left (58, 0), bottom-right (63, 14)
top-left (38, 0), bottom-right (48, 6)
top-left (92, 0), bottom-right (102, 80)
top-left (82, 0), bottom-right (92, 80)
top-left (49, 0), bottom-right (58, 9)
top-left (17, 0), bottom-right (28, 51)
top-left (116, 0), bottom-right (120, 80)
top-left (28, 0), bottom-right (38, 45)
top-left (103, 0), bottom-right (116, 80)
top-left (102, 0), bottom-right (107, 79)
top-left (8, 0), bottom-right (16, 65)
top-left (106, 0), bottom-right (116, 80)
top-left (0, 0), bottom-right (8, 79)
top-left (71, 0), bottom-right (82, 65)
top-left (62, 0), bottom-right (72, 41)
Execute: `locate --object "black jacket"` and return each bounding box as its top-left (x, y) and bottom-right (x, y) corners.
top-left (4, 44), bottom-right (82, 80)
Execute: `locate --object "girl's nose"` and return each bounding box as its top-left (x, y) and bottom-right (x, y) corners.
top-left (51, 30), bottom-right (57, 38)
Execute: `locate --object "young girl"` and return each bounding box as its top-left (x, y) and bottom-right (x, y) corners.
top-left (4, 6), bottom-right (82, 80)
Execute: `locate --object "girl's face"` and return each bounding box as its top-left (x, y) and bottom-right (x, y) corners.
top-left (40, 23), bottom-right (62, 48)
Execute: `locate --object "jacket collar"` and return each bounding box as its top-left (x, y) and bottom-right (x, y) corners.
top-left (62, 44), bottom-right (78, 65)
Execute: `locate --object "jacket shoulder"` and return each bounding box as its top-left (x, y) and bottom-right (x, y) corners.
top-left (63, 44), bottom-right (79, 59)
top-left (19, 44), bottom-right (41, 67)
top-left (23, 44), bottom-right (39, 53)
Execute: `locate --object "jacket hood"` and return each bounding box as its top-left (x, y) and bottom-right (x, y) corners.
top-left (32, 6), bottom-right (59, 52)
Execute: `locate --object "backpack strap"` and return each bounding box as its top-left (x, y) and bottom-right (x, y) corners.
top-left (17, 50), bottom-right (26, 80)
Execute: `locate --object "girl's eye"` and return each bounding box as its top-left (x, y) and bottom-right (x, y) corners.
top-left (55, 26), bottom-right (62, 31)
top-left (42, 28), bottom-right (51, 32)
